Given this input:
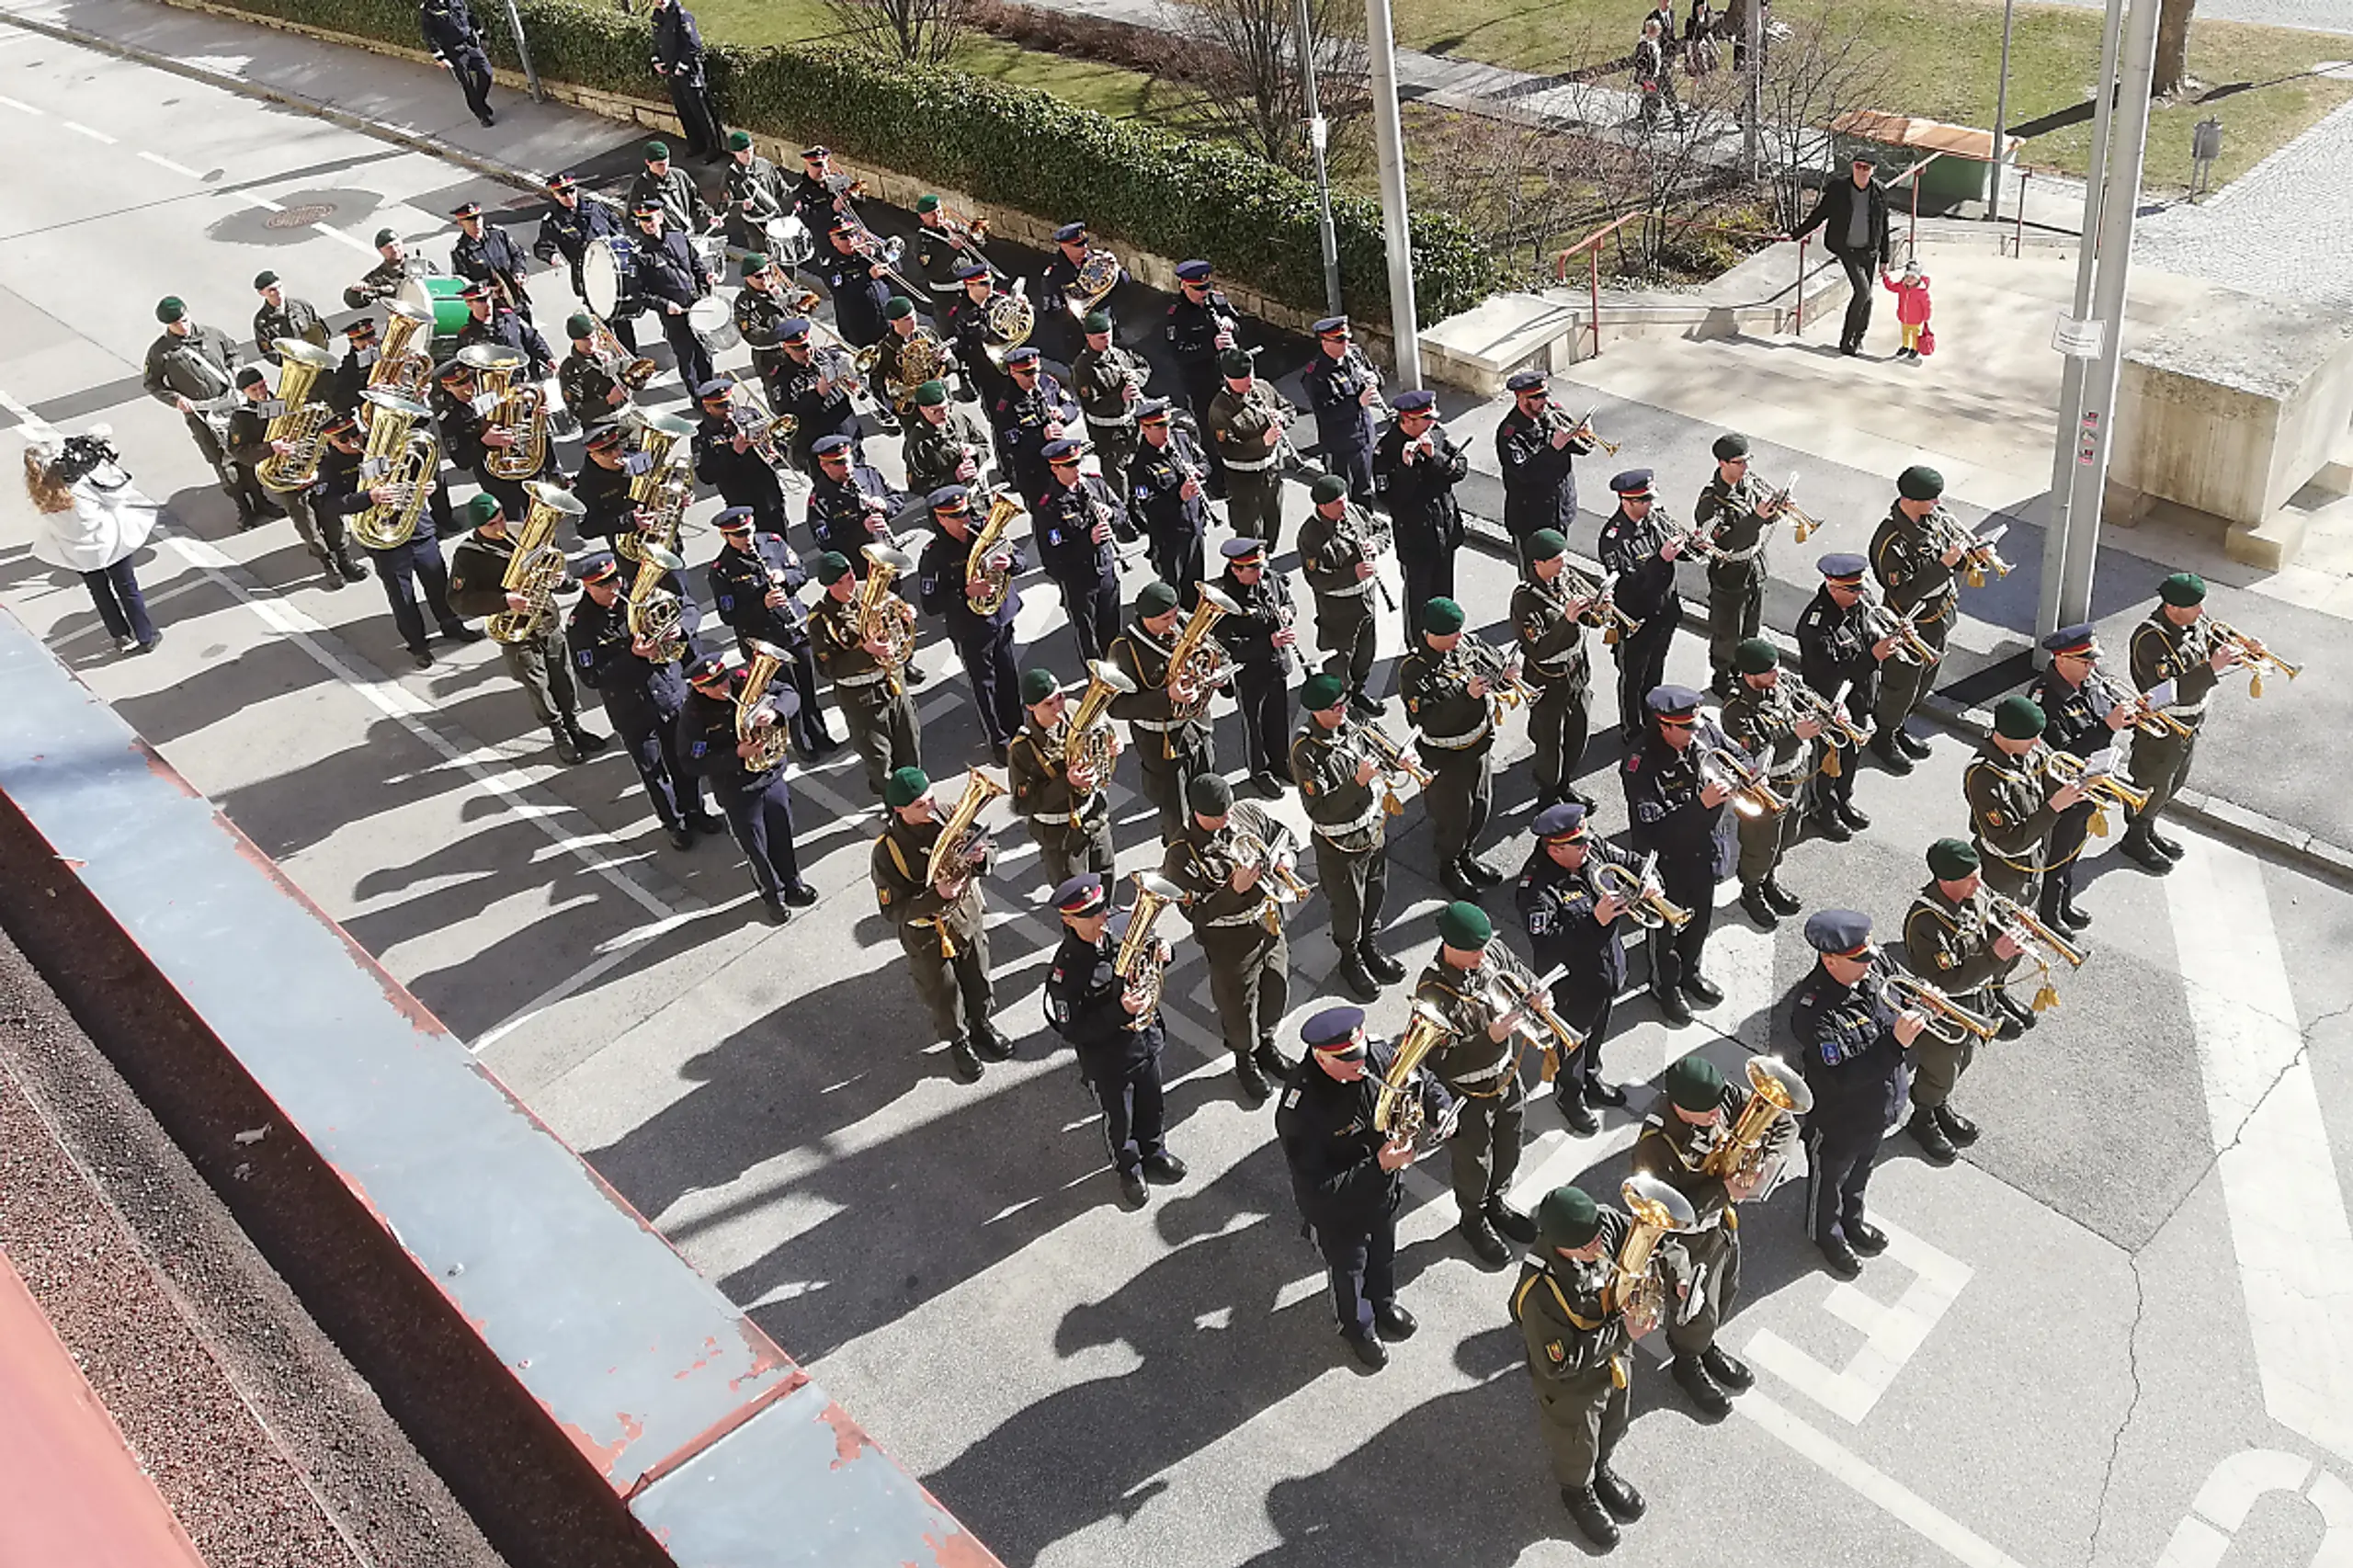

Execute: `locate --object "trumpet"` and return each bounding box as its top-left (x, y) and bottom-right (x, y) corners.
top-left (1760, 472), bottom-right (1822, 542)
top-left (2208, 619), bottom-right (2301, 699)
top-left (2036, 747), bottom-right (2151, 838)
top-left (1589, 854), bottom-right (1692, 931)
top-left (1546, 403), bottom-right (1620, 456)
top-left (2088, 669), bottom-right (2193, 739)
top-left (1877, 971), bottom-right (2004, 1044)
top-left (1861, 590), bottom-right (1939, 665)
top-left (1985, 890), bottom-right (2088, 1016)
top-left (1699, 744), bottom-right (1790, 818)
top-left (1340, 718), bottom-right (1433, 816)
top-left (1114, 870), bottom-right (1185, 1028)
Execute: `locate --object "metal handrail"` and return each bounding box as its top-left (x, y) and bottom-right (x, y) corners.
top-left (1552, 209), bottom-right (1790, 358)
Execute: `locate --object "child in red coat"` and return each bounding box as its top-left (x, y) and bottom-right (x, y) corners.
top-left (1882, 260), bottom-right (1931, 361)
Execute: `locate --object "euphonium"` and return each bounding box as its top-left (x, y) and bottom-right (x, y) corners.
top-left (624, 541), bottom-right (688, 665)
top-left (486, 480), bottom-right (580, 645)
top-left (348, 389), bottom-right (439, 551)
top-left (923, 768), bottom-right (1009, 894)
top-left (1373, 1001), bottom-right (1458, 1147)
top-left (460, 342), bottom-right (548, 483)
top-left (2208, 618), bottom-right (2301, 698)
top-left (1876, 971), bottom-right (2004, 1044)
top-left (370, 300), bottom-right (436, 396)
top-left (1608, 1174), bottom-right (1699, 1339)
top-left (256, 339), bottom-right (343, 493)
top-left (1113, 870), bottom-right (1185, 1027)
top-left (965, 490), bottom-right (1020, 616)
top-left (1063, 659), bottom-right (1136, 783)
top-left (737, 638), bottom-right (799, 773)
top-left (1165, 584), bottom-right (1240, 718)
top-left (1589, 855), bottom-right (1692, 931)
top-left (857, 543), bottom-right (919, 696)
top-left (1697, 1055), bottom-right (1813, 1186)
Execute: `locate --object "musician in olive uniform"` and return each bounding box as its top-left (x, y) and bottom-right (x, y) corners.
top-left (1869, 464), bottom-right (1963, 769)
top-left (809, 551), bottom-right (920, 796)
top-left (1495, 371), bottom-right (1594, 558)
top-left (1128, 399), bottom-right (1208, 596)
top-left (1693, 433), bottom-right (1781, 697)
top-left (1046, 873), bottom-right (1185, 1209)
top-left (1512, 1184), bottom-right (1652, 1549)
top-left (1070, 310), bottom-right (1145, 505)
top-left (1597, 469), bottom-right (1685, 746)
top-left (1304, 316), bottom-right (1380, 504)
top-left (1965, 696), bottom-right (2087, 914)
top-left (1794, 553), bottom-right (1889, 841)
top-left (142, 296), bottom-right (256, 522)
top-left (1165, 259), bottom-right (1238, 494)
top-left (1296, 474), bottom-right (1381, 717)
top-left (707, 509), bottom-right (831, 760)
top-left (1630, 1053), bottom-right (1790, 1416)
top-left (1290, 674), bottom-right (1405, 1002)
top-left (1109, 580), bottom-right (1217, 844)
top-left (2030, 622), bottom-right (2133, 929)
top-left (903, 379), bottom-right (995, 501)
top-left (1401, 598), bottom-right (1502, 900)
top-left (347, 229), bottom-right (441, 312)
top-left (917, 485), bottom-right (1024, 763)
top-left (1622, 686), bottom-right (1738, 1025)
top-left (2123, 572), bottom-right (2243, 874)
top-left (446, 494), bottom-right (608, 767)
top-left (627, 140), bottom-right (716, 237)
top-left (1793, 909), bottom-right (1926, 1278)
top-left (1160, 773), bottom-right (1293, 1103)
top-left (565, 553), bottom-right (714, 850)
top-left (1901, 838), bottom-right (2026, 1165)
top-left (721, 131), bottom-right (791, 251)
top-left (1414, 902), bottom-right (1542, 1266)
top-left (873, 766), bottom-right (1012, 1084)
top-left (250, 270), bottom-right (328, 364)
top-left (1719, 639), bottom-right (1817, 929)
top-left (1010, 668), bottom-right (1117, 891)
top-left (449, 201), bottom-right (537, 325)
top-left (533, 172), bottom-right (637, 354)
top-left (1513, 529), bottom-right (1597, 812)
top-left (694, 379), bottom-right (791, 539)
top-left (1035, 437), bottom-right (1123, 664)
top-left (680, 653), bottom-right (816, 923)
top-left (1211, 537), bottom-right (1298, 795)
top-left (1278, 1006), bottom-right (1449, 1370)
top-left (1373, 390), bottom-right (1466, 644)
top-left (560, 314), bottom-right (632, 434)
top-left (1204, 350), bottom-right (1289, 547)
top-left (733, 255), bottom-right (805, 406)
top-left (1514, 801), bottom-right (1637, 1133)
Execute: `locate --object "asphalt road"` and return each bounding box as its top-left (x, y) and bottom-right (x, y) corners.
top-left (4, 27), bottom-right (2352, 1568)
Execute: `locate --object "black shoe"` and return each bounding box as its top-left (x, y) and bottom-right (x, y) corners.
top-left (1458, 1212), bottom-right (1511, 1267)
top-left (1847, 1218), bottom-right (1889, 1256)
top-left (905, 662), bottom-right (929, 687)
top-left (688, 812), bottom-right (727, 835)
top-left (552, 728), bottom-right (588, 766)
top-left (1701, 1344), bottom-right (1754, 1391)
top-left (1459, 854), bottom-right (1505, 887)
top-left (1488, 1198), bottom-right (1538, 1244)
top-left (1896, 729), bottom-right (1933, 759)
top-left (989, 741), bottom-right (1010, 767)
top-left (1818, 1234), bottom-right (1862, 1278)
top-left (1142, 1150), bottom-right (1188, 1184)
top-left (2151, 829), bottom-right (2185, 859)
top-left (1253, 1040), bottom-right (1290, 1083)
top-left (1839, 343), bottom-right (1861, 358)
top-left (1440, 864), bottom-right (1483, 901)
top-left (1372, 1301), bottom-right (1417, 1340)
top-left (1344, 1331), bottom-right (1389, 1370)
top-left (1813, 810), bottom-right (1853, 843)
top-left (409, 646), bottom-right (435, 670)
top-left (1233, 1052), bottom-right (1271, 1104)
top-left (1936, 1104), bottom-right (1980, 1146)
top-left (1336, 956), bottom-right (1381, 1001)
top-left (1673, 1354), bottom-right (1732, 1417)
top-left (2120, 833), bottom-right (2174, 874)
top-left (255, 497), bottom-right (289, 521)
top-left (782, 881), bottom-right (820, 908)
top-left (566, 722), bottom-right (609, 756)
top-left (1593, 1464), bottom-right (1646, 1522)
top-left (1249, 770), bottom-right (1286, 798)
top-left (1654, 986), bottom-right (1693, 1026)
top-left (478, 110), bottom-right (495, 127)
top-left (1360, 944), bottom-right (1406, 984)
top-left (2060, 900), bottom-right (2093, 931)
top-left (1347, 693), bottom-right (1383, 719)
top-left (948, 1040), bottom-right (983, 1083)
top-left (1908, 1108), bottom-right (1957, 1164)
top-left (319, 563), bottom-right (347, 590)
top-left (1680, 972), bottom-right (1723, 1007)
top-left (1563, 1486), bottom-right (1619, 1549)
top-left (1118, 1167), bottom-right (1149, 1208)
top-left (1870, 735), bottom-right (1914, 776)
top-left (1997, 993), bottom-right (2037, 1031)
top-left (972, 1020), bottom-right (1016, 1059)
top-left (1741, 885), bottom-right (1779, 929)
top-left (1765, 878), bottom-right (1802, 916)
top-left (1585, 1077), bottom-right (1627, 1108)
top-left (1556, 1093), bottom-right (1600, 1134)
top-left (441, 623), bottom-right (486, 643)
top-left (1837, 800), bottom-right (1872, 832)
top-left (335, 554), bottom-right (369, 583)
top-left (666, 824), bottom-right (694, 851)
top-left (760, 894), bottom-right (790, 926)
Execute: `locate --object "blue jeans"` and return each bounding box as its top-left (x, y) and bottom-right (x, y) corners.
top-left (83, 558), bottom-right (157, 646)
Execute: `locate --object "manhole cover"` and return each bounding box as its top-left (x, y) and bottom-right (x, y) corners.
top-left (266, 203), bottom-right (337, 228)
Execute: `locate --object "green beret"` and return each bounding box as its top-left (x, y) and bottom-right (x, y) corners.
top-left (727, 130), bottom-right (753, 151)
top-left (1733, 638), bottom-right (1778, 676)
top-left (1537, 1185), bottom-right (1602, 1251)
top-left (1137, 580), bottom-right (1180, 617)
top-left (882, 296), bottom-right (915, 320)
top-left (253, 269), bottom-right (280, 290)
top-left (464, 493), bottom-right (503, 527)
top-left (1437, 900), bottom-right (1493, 949)
top-left (2159, 571), bottom-right (2207, 607)
top-left (644, 138), bottom-right (671, 160)
top-left (155, 296), bottom-right (186, 324)
top-left (1310, 474), bottom-right (1347, 505)
top-left (373, 227), bottom-right (399, 248)
top-left (1300, 672), bottom-right (1346, 711)
top-left (739, 252), bottom-right (770, 278)
top-left (1663, 1053), bottom-right (1725, 1112)
top-left (565, 312), bottom-right (596, 340)
top-left (1897, 464), bottom-right (1945, 502)
top-left (1188, 772), bottom-right (1233, 813)
top-left (883, 766), bottom-right (930, 808)
top-left (1218, 348), bottom-right (1253, 378)
top-left (1993, 693), bottom-right (2047, 740)
top-left (915, 193), bottom-right (941, 214)
top-left (1082, 310), bottom-right (1112, 334)
top-left (1423, 597), bottom-right (1465, 635)
top-left (1526, 528), bottom-right (1566, 561)
top-left (814, 551), bottom-right (853, 584)
top-left (914, 380), bottom-right (949, 408)
top-left (1926, 836), bottom-right (1980, 880)
top-left (1019, 668), bottom-right (1062, 706)
top-left (1712, 432), bottom-right (1750, 461)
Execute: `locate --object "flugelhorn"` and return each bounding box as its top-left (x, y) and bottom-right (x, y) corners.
top-left (1787, 679), bottom-right (1869, 778)
top-left (2036, 748), bottom-right (2150, 838)
top-left (1876, 971), bottom-right (2003, 1044)
top-left (1762, 472), bottom-right (1821, 542)
top-left (1547, 403), bottom-right (1620, 455)
top-left (1589, 854), bottom-right (1692, 931)
top-left (1985, 890), bottom-right (2087, 1016)
top-left (2208, 619), bottom-right (2300, 698)
top-left (1699, 744), bottom-right (1790, 818)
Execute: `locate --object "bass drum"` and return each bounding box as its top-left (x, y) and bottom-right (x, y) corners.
top-left (688, 293), bottom-right (740, 356)
top-left (581, 235), bottom-right (636, 319)
top-left (397, 274), bottom-right (470, 342)
top-left (763, 213), bottom-right (814, 267)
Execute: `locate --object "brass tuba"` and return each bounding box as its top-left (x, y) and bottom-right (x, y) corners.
top-left (1165, 583), bottom-right (1239, 719)
top-left (458, 343), bottom-right (548, 483)
top-left (624, 541), bottom-right (688, 665)
top-left (620, 407), bottom-right (698, 562)
top-left (965, 490), bottom-right (1020, 616)
top-left (1372, 1001), bottom-right (1458, 1149)
top-left (737, 639), bottom-right (798, 773)
top-left (1608, 1174), bottom-right (1699, 1339)
top-left (256, 339), bottom-right (343, 493)
top-left (1697, 1055), bottom-right (1813, 1186)
top-left (1063, 659), bottom-right (1136, 785)
top-left (922, 769), bottom-right (1009, 898)
top-left (371, 300), bottom-right (436, 397)
top-left (1113, 870), bottom-right (1185, 1027)
top-left (348, 389), bottom-right (440, 551)
top-left (485, 479), bottom-right (580, 644)
top-left (857, 543), bottom-right (919, 696)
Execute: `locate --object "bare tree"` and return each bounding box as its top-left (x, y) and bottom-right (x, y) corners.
top-left (2154, 0), bottom-right (2194, 97)
top-left (1749, 15), bottom-right (1894, 233)
top-left (1177, 0), bottom-right (1370, 176)
top-left (827, 0), bottom-right (972, 65)
top-left (1409, 109), bottom-right (1619, 290)
top-left (1587, 66), bottom-right (1751, 283)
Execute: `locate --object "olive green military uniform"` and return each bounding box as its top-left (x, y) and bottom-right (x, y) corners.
top-left (1631, 1079), bottom-right (1794, 1358)
top-left (1296, 500), bottom-right (1380, 700)
top-left (872, 813), bottom-right (995, 1045)
top-left (1718, 677), bottom-right (1810, 893)
top-left (1205, 381), bottom-right (1287, 546)
top-left (1009, 713), bottom-right (1115, 889)
top-left (1510, 573), bottom-right (1591, 805)
top-left (1290, 719), bottom-right (1387, 960)
top-left (2126, 607), bottom-right (2222, 840)
top-left (1901, 877), bottom-right (2017, 1109)
top-left (1414, 951), bottom-right (1529, 1223)
top-left (253, 294), bottom-right (331, 365)
top-left (1110, 618), bottom-right (1214, 843)
top-left (1070, 341), bottom-right (1145, 502)
top-left (1869, 503), bottom-right (1957, 734)
top-left (1695, 471), bottom-right (1773, 689)
top-left (1400, 645), bottom-right (1495, 875)
top-left (810, 591), bottom-right (920, 795)
top-left (1511, 1207), bottom-right (1633, 1490)
top-left (1159, 802), bottom-right (1291, 1068)
top-left (1963, 738), bottom-right (2065, 903)
top-left (904, 402), bottom-right (996, 499)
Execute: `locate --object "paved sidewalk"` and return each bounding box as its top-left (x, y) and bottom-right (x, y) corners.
top-left (2135, 94), bottom-right (2353, 307)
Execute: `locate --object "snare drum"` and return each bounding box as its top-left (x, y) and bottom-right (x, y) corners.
top-left (398, 275), bottom-right (471, 343)
top-left (582, 235), bottom-right (637, 319)
top-left (688, 294), bottom-right (740, 356)
top-left (763, 214), bottom-right (814, 267)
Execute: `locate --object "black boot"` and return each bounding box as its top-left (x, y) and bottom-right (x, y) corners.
top-left (1936, 1103), bottom-right (1980, 1146)
top-left (1253, 1039), bottom-right (1290, 1083)
top-left (1813, 808), bottom-right (1852, 843)
top-left (335, 550), bottom-right (369, 583)
top-left (1654, 985), bottom-right (1693, 1026)
top-left (1360, 942), bottom-right (1406, 984)
top-left (1896, 729), bottom-right (1933, 759)
top-left (1440, 862), bottom-right (1482, 900)
top-left (1233, 1050), bottom-right (1270, 1104)
top-left (1837, 798), bottom-right (1872, 832)
top-left (1487, 1196), bottom-right (1537, 1244)
top-left (1459, 853), bottom-right (1505, 887)
top-left (947, 1039), bottom-right (983, 1084)
top-left (2150, 827), bottom-right (2185, 859)
top-left (2120, 829), bottom-right (2173, 874)
top-left (1701, 1343), bottom-right (1754, 1391)
top-left (1870, 732), bottom-right (1914, 776)
top-left (2059, 897), bottom-right (2093, 931)
top-left (1908, 1107), bottom-right (1957, 1165)
top-left (1555, 1089), bottom-right (1600, 1135)
top-left (551, 724), bottom-right (587, 766)
top-left (1584, 1076), bottom-right (1627, 1108)
top-left (1457, 1210), bottom-right (1510, 1267)
top-left (561, 715), bottom-right (608, 756)
top-left (1672, 1353), bottom-right (1732, 1417)
top-left (1562, 1486), bottom-right (1619, 1549)
top-left (1336, 953), bottom-right (1381, 1001)
top-left (1740, 883), bottom-right (1779, 929)
top-left (1593, 1462), bottom-right (1645, 1521)
top-left (1764, 876), bottom-right (1802, 916)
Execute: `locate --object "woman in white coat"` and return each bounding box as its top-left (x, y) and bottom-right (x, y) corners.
top-left (22, 426), bottom-right (163, 654)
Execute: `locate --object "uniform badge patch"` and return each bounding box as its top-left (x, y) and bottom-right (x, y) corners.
top-left (1546, 1340), bottom-right (1565, 1365)
top-left (1625, 754), bottom-right (1641, 772)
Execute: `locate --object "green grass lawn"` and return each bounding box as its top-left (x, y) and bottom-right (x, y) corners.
top-left (1395, 0), bottom-right (2353, 188)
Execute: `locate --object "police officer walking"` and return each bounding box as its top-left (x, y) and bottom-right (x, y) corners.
top-left (419, 0), bottom-right (495, 126)
top-left (647, 0), bottom-right (723, 161)
top-left (1495, 372), bottom-right (1594, 559)
top-left (917, 485), bottom-right (1025, 764)
top-left (1164, 260), bottom-right (1237, 494)
top-left (1792, 910), bottom-right (1926, 1277)
top-left (693, 380), bottom-right (792, 539)
top-left (1047, 874), bottom-right (1187, 1210)
top-left (534, 173), bottom-right (638, 354)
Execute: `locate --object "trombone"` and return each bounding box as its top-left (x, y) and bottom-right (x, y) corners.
top-left (1761, 472), bottom-right (1822, 542)
top-left (1589, 854), bottom-right (1692, 931)
top-left (936, 199), bottom-right (1007, 281)
top-left (1699, 744), bottom-right (1790, 818)
top-left (2037, 748), bottom-right (2151, 838)
top-left (1985, 890), bottom-right (2088, 1016)
top-left (2208, 619), bottom-right (2301, 698)
top-left (1876, 971), bottom-right (2004, 1044)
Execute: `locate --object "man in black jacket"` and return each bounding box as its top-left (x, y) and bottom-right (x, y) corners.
top-left (1047, 874), bottom-right (1187, 1210)
top-left (1374, 390), bottom-right (1468, 643)
top-left (648, 0), bottom-right (722, 161)
top-left (420, 0), bottom-right (494, 127)
top-left (1793, 153), bottom-right (1893, 357)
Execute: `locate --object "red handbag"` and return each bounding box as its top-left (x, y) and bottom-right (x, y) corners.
top-left (1916, 326), bottom-right (1937, 357)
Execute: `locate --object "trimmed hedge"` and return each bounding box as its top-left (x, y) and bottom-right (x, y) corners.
top-left (208, 0), bottom-right (1495, 320)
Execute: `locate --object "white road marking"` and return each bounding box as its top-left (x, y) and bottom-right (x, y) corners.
top-left (1743, 1215), bottom-right (1973, 1424)
top-left (136, 150), bottom-right (199, 177)
top-left (2165, 835), bottom-right (2353, 1471)
top-left (313, 224), bottom-right (376, 256)
top-left (2155, 1448), bottom-right (2353, 1568)
top-left (0, 93), bottom-right (38, 114)
top-left (59, 119), bottom-right (115, 143)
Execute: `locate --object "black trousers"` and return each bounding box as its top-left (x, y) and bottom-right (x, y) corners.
top-left (1549, 986), bottom-right (1614, 1099)
top-left (657, 304), bottom-right (715, 394)
top-left (1647, 850), bottom-right (1717, 995)
top-left (368, 537), bottom-right (464, 652)
top-left (1314, 1210), bottom-right (1397, 1340)
top-left (1234, 665), bottom-right (1292, 778)
top-left (1150, 525), bottom-right (1205, 599)
top-left (1805, 1118), bottom-right (1883, 1244)
top-left (1059, 573), bottom-right (1120, 665)
top-left (717, 773), bottom-right (801, 903)
top-left (1834, 251), bottom-right (1877, 351)
top-left (80, 559), bottom-right (158, 646)
top-left (617, 711), bottom-right (700, 830)
top-left (1613, 608), bottom-right (1677, 742)
top-left (1091, 1054), bottom-right (1167, 1176)
top-left (958, 620), bottom-right (1022, 746)
top-left (447, 44), bottom-right (494, 121)
top-left (1325, 445), bottom-right (1374, 506)
top-left (665, 72), bottom-right (722, 156)
top-left (1400, 547), bottom-right (1455, 644)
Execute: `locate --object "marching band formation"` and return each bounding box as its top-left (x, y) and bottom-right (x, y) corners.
top-left (120, 133), bottom-right (2303, 1548)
